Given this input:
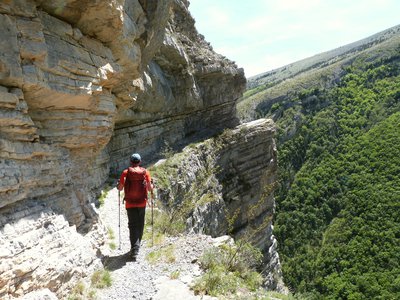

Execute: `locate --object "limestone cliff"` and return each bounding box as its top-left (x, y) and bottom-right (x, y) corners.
top-left (0, 0), bottom-right (245, 297)
top-left (0, 0), bottom-right (279, 298)
top-left (153, 119), bottom-right (284, 290)
top-left (108, 0), bottom-right (245, 172)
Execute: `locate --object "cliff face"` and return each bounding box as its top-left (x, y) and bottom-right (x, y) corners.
top-left (0, 0), bottom-right (244, 228)
top-left (0, 0), bottom-right (278, 298)
top-left (154, 119), bottom-right (284, 290)
top-left (0, 0), bottom-right (246, 297)
top-left (0, 0), bottom-right (168, 225)
top-left (108, 0), bottom-right (246, 172)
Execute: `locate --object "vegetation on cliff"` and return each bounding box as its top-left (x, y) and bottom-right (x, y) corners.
top-left (240, 34), bottom-right (400, 299)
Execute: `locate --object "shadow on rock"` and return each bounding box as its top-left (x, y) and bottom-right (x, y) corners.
top-left (101, 252), bottom-right (131, 271)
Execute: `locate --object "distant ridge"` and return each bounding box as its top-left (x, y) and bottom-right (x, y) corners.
top-left (238, 23), bottom-right (400, 121)
top-left (247, 24), bottom-right (400, 88)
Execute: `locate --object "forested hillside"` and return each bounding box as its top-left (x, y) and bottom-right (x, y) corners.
top-left (239, 31), bottom-right (400, 299)
top-left (238, 25), bottom-right (400, 123)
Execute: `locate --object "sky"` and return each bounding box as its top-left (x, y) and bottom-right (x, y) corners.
top-left (189, 0), bottom-right (400, 78)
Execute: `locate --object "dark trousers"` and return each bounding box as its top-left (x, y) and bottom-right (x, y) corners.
top-left (126, 207), bottom-right (146, 254)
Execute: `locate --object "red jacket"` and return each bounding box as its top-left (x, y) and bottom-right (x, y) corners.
top-left (118, 166), bottom-right (152, 208)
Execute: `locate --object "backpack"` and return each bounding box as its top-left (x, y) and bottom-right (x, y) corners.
top-left (124, 167), bottom-right (148, 203)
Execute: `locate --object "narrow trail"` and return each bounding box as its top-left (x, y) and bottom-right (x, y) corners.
top-left (96, 187), bottom-right (216, 300)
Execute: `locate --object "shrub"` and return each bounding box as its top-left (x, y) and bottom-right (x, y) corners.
top-left (193, 265), bottom-right (239, 296)
top-left (91, 269), bottom-right (112, 289)
top-left (160, 141), bottom-right (175, 159)
top-left (193, 241), bottom-right (264, 297)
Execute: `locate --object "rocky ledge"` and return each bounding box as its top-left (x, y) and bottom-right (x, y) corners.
top-left (153, 118), bottom-right (285, 291)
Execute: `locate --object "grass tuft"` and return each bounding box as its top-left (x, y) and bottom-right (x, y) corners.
top-left (98, 184), bottom-right (113, 206)
top-left (170, 269), bottom-right (180, 280)
top-left (146, 244), bottom-right (176, 265)
top-left (67, 281), bottom-right (86, 300)
top-left (107, 227), bottom-right (115, 240)
top-left (91, 269), bottom-right (112, 289)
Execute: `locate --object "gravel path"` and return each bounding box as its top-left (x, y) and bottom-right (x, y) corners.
top-left (96, 187), bottom-right (217, 300)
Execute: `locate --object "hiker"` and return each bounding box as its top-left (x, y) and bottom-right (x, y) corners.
top-left (117, 153), bottom-right (153, 260)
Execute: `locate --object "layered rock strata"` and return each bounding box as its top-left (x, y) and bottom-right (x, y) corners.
top-left (155, 119), bottom-right (284, 290)
top-left (0, 203), bottom-right (104, 299)
top-left (107, 0), bottom-right (245, 172)
top-left (0, 0), bottom-right (246, 298)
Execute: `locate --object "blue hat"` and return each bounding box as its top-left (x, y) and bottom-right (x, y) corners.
top-left (130, 153), bottom-right (141, 163)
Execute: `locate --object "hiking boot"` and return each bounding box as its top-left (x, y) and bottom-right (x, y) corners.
top-left (128, 253), bottom-right (137, 262)
top-left (130, 249), bottom-right (138, 261)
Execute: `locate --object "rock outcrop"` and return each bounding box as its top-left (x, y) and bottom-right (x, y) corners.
top-left (0, 203), bottom-right (104, 298)
top-left (0, 0), bottom-right (247, 298)
top-left (107, 0), bottom-right (245, 172)
top-left (154, 119), bottom-right (284, 290)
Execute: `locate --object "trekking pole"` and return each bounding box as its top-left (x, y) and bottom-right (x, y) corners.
top-left (151, 187), bottom-right (154, 247)
top-left (118, 190), bottom-right (121, 250)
